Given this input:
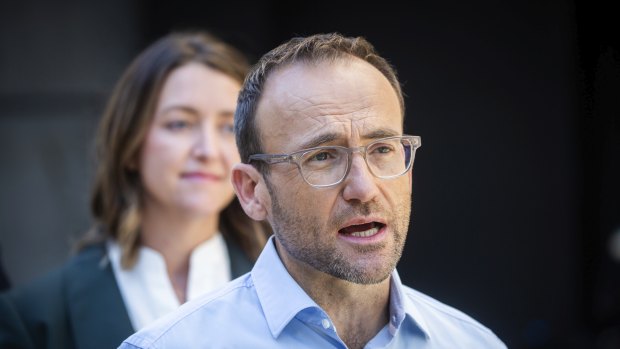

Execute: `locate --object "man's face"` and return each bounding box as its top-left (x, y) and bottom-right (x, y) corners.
top-left (256, 58), bottom-right (412, 284)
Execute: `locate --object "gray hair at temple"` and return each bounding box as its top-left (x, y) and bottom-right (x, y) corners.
top-left (234, 32), bottom-right (405, 173)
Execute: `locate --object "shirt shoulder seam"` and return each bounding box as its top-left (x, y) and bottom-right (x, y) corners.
top-left (403, 287), bottom-right (497, 335)
top-left (140, 277), bottom-right (255, 346)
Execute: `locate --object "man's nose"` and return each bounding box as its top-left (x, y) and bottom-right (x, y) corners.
top-left (341, 153), bottom-right (380, 203)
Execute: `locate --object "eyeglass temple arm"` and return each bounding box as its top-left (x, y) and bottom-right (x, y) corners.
top-left (248, 154), bottom-right (291, 164)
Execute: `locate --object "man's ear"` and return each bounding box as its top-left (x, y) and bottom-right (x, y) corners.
top-left (232, 163), bottom-right (269, 221)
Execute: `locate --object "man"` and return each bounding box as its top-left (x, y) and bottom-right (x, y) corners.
top-left (120, 33), bottom-right (506, 349)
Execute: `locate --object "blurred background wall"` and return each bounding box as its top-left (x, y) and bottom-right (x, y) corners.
top-left (0, 0), bottom-right (618, 348)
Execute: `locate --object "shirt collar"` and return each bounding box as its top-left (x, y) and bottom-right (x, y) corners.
top-left (252, 237), bottom-right (323, 338)
top-left (252, 236), bottom-right (431, 340)
top-left (107, 233), bottom-right (231, 330)
top-left (389, 269), bottom-right (431, 340)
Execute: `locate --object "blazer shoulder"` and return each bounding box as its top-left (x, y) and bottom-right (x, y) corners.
top-left (0, 255), bottom-right (76, 349)
top-left (0, 243), bottom-right (131, 349)
top-left (4, 243), bottom-right (108, 301)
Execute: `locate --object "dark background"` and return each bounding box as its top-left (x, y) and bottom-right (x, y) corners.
top-left (0, 0), bottom-right (618, 348)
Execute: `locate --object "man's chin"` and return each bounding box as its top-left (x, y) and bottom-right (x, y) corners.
top-left (321, 257), bottom-right (395, 285)
top-left (332, 268), bottom-right (393, 285)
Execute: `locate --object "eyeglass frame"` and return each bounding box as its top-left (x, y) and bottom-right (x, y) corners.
top-left (248, 135), bottom-right (421, 188)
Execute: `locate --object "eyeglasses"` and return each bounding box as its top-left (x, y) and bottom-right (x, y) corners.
top-left (248, 135), bottom-right (421, 188)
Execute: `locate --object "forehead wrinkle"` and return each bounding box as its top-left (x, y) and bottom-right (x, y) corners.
top-left (281, 82), bottom-right (379, 116)
top-left (258, 58), bottom-right (403, 154)
top-left (301, 97), bottom-right (377, 136)
top-left (297, 112), bottom-right (397, 150)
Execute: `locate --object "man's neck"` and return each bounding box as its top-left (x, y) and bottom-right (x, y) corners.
top-left (309, 279), bottom-right (391, 349)
top-left (276, 242), bottom-right (391, 349)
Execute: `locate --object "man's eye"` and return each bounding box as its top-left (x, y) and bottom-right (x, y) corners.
top-left (376, 146), bottom-right (392, 153)
top-left (310, 151), bottom-right (331, 161)
top-left (369, 144), bottom-right (394, 154)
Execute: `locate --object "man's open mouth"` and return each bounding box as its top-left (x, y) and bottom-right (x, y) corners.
top-left (338, 222), bottom-right (385, 237)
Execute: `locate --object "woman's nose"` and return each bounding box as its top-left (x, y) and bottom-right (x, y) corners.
top-left (192, 125), bottom-right (219, 159)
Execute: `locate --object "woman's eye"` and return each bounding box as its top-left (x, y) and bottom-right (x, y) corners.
top-left (165, 120), bottom-right (192, 130)
top-left (220, 123), bottom-right (235, 134)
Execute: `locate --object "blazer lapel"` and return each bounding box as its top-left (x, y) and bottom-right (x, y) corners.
top-left (64, 244), bottom-right (134, 349)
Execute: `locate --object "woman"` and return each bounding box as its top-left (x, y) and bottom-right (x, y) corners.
top-left (0, 31), bottom-right (270, 349)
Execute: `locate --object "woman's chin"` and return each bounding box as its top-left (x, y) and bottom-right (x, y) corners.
top-left (176, 199), bottom-right (229, 217)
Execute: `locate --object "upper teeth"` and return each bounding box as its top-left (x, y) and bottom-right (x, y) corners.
top-left (351, 226), bottom-right (379, 237)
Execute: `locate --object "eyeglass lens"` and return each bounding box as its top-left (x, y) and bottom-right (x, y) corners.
top-left (298, 137), bottom-right (414, 186)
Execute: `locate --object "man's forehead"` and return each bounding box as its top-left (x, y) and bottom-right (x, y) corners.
top-left (256, 58), bottom-right (400, 118)
top-left (255, 59), bottom-right (402, 151)
top-left (261, 58), bottom-right (368, 98)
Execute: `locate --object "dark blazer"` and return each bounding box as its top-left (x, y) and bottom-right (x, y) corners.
top-left (0, 239), bottom-right (253, 349)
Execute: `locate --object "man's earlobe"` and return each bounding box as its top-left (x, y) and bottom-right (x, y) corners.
top-left (232, 163), bottom-right (268, 221)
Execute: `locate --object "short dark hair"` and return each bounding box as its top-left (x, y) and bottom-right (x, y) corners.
top-left (234, 33), bottom-right (404, 173)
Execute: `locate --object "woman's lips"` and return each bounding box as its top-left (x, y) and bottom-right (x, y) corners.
top-left (181, 172), bottom-right (223, 181)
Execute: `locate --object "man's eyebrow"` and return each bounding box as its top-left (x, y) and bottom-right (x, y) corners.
top-left (297, 132), bottom-right (341, 150)
top-left (296, 128), bottom-right (401, 151)
top-left (363, 128), bottom-right (401, 139)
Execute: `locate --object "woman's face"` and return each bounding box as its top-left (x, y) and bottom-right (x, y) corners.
top-left (139, 62), bottom-right (242, 217)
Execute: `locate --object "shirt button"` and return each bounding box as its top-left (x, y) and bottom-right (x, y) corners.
top-left (321, 319), bottom-right (331, 329)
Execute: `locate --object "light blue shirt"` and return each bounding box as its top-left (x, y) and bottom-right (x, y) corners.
top-left (119, 237), bottom-right (506, 348)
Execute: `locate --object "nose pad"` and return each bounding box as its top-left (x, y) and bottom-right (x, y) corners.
top-left (347, 152), bottom-right (372, 179)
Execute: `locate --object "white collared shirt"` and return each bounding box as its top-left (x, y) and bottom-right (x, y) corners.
top-left (107, 233), bottom-right (231, 331)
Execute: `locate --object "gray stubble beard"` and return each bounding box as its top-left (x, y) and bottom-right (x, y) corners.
top-left (266, 178), bottom-right (410, 285)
